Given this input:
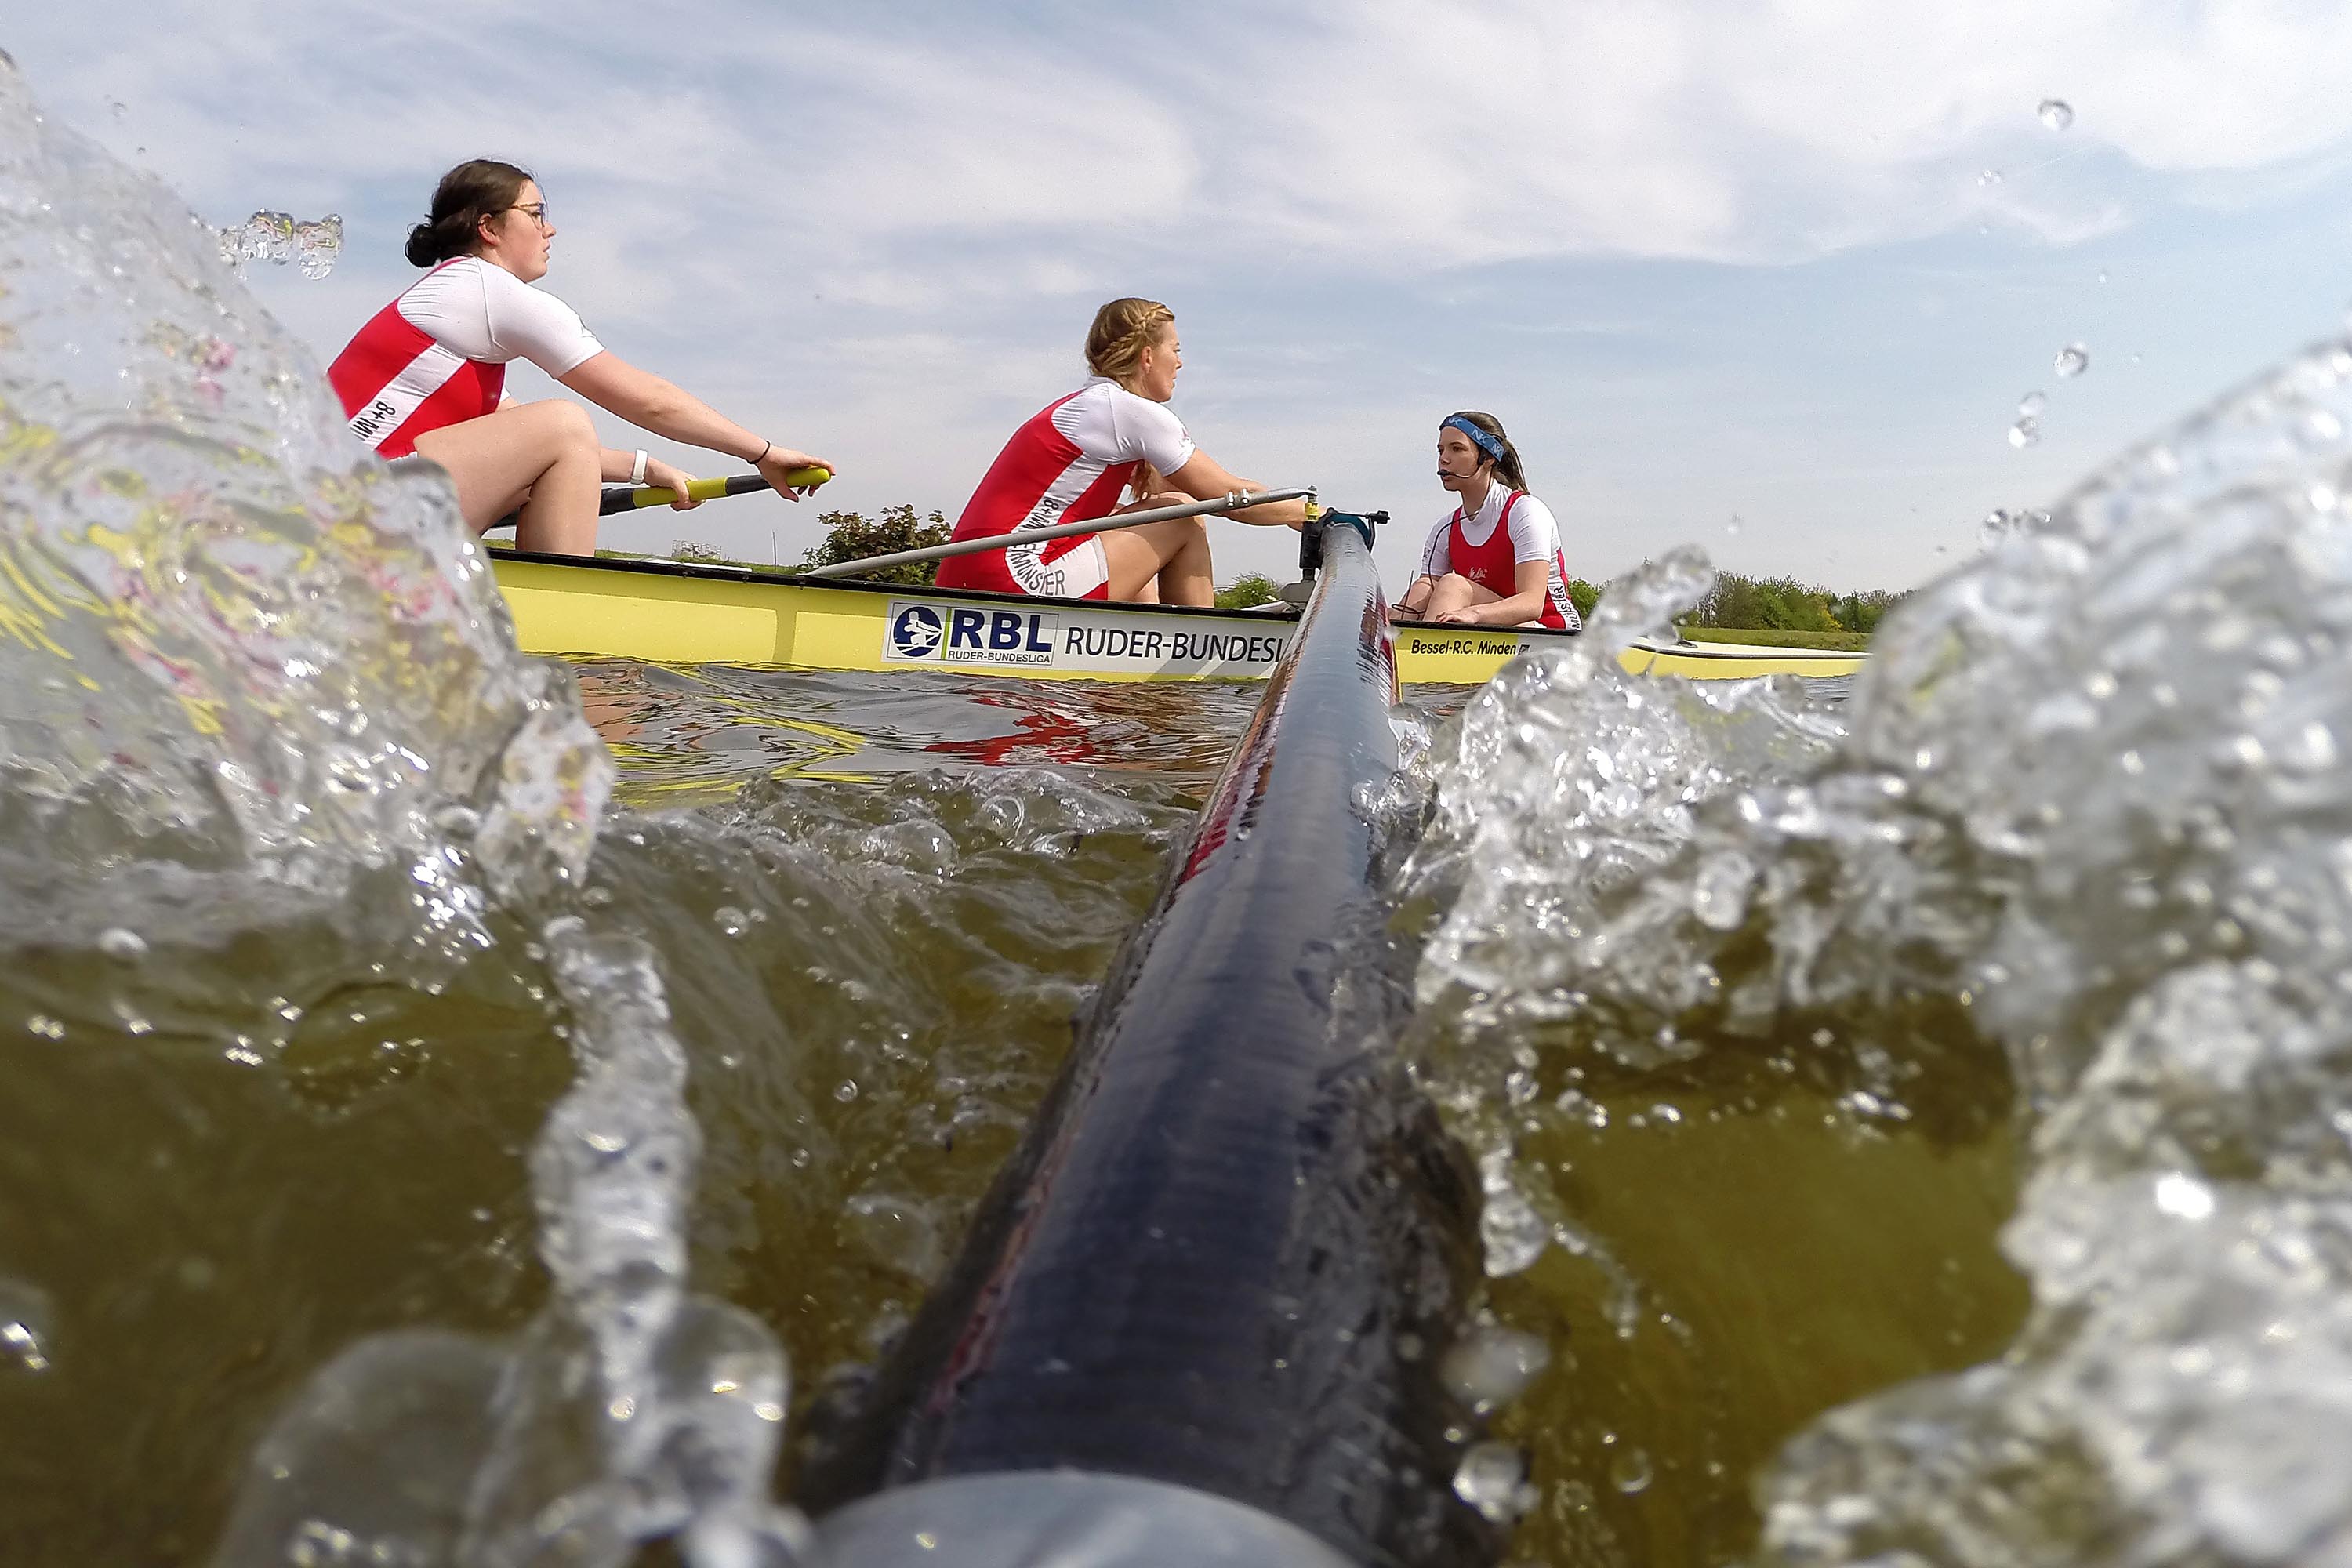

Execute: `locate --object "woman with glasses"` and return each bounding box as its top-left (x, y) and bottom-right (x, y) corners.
top-left (328, 158), bottom-right (829, 555)
top-left (1391, 412), bottom-right (1581, 630)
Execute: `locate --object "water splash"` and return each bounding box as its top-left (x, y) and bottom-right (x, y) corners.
top-left (0, 61), bottom-right (601, 943)
top-left (216, 211), bottom-right (343, 278)
top-left (0, 1278), bottom-right (53, 1374)
top-left (0, 57), bottom-right (800, 1566)
top-left (1408, 322), bottom-right (2352, 1561)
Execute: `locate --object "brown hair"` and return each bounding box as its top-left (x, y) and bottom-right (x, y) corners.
top-left (1085, 297), bottom-right (1175, 384)
top-left (405, 159), bottom-right (535, 267)
top-left (1443, 410), bottom-right (1530, 492)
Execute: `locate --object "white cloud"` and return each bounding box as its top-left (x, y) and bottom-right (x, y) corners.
top-left (16, 0), bottom-right (2352, 592)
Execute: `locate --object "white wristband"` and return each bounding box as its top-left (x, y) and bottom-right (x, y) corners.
top-left (630, 449), bottom-right (648, 485)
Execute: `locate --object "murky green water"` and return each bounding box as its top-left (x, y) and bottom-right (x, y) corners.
top-left (0, 664), bottom-right (2020, 1566)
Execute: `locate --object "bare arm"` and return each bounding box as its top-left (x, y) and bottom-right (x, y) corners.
top-left (558, 350), bottom-right (834, 497)
top-left (1163, 449), bottom-right (1312, 528)
top-left (1433, 558), bottom-right (1552, 626)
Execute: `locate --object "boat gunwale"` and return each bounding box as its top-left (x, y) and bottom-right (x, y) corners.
top-left (492, 548), bottom-right (1864, 666)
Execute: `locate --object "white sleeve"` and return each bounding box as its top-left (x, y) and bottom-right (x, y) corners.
top-left (1507, 494), bottom-right (1564, 565)
top-left (1418, 519), bottom-right (1452, 578)
top-left (481, 267), bottom-right (605, 376)
top-left (1109, 388), bottom-right (1197, 474)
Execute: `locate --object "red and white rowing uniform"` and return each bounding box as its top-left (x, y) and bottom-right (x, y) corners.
top-left (1417, 486), bottom-right (1581, 630)
top-left (936, 378), bottom-right (1196, 599)
top-left (328, 257), bottom-right (605, 459)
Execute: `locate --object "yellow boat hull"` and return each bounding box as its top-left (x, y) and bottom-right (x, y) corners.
top-left (492, 552), bottom-right (1864, 684)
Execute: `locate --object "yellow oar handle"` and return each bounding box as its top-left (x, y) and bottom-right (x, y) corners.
top-left (602, 467), bottom-right (833, 515)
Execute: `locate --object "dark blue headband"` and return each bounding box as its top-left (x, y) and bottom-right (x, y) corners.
top-left (1442, 416), bottom-right (1507, 465)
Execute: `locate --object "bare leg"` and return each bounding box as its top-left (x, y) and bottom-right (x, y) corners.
top-left (409, 399), bottom-right (603, 556)
top-left (1101, 518), bottom-right (1213, 604)
top-left (1421, 572), bottom-right (1504, 621)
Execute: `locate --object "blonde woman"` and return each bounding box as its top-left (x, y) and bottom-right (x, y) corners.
top-left (936, 299), bottom-right (1309, 604)
top-left (1392, 412), bottom-right (1581, 630)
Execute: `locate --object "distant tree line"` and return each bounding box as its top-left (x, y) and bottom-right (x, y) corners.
top-left (683, 515), bottom-right (1898, 638)
top-left (1678, 573), bottom-right (1905, 634)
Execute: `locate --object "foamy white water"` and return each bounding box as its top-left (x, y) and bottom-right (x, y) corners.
top-left (0, 57), bottom-right (804, 1567)
top-left (1408, 331), bottom-right (2352, 1561)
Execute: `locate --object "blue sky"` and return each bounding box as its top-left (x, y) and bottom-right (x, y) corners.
top-left (17, 2), bottom-right (2352, 593)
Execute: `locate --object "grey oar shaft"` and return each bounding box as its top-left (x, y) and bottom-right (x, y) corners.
top-left (803, 487), bottom-right (1315, 579)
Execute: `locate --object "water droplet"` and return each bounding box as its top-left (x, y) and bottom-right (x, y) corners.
top-left (430, 802), bottom-right (480, 839)
top-left (2283, 720), bottom-right (2339, 775)
top-left (2019, 390), bottom-right (2047, 417)
top-left (1610, 1446), bottom-right (1655, 1494)
top-left (1, 1319), bottom-right (48, 1373)
top-left (1723, 515), bottom-right (1741, 535)
top-left (2096, 269), bottom-right (2111, 285)
top-left (107, 98), bottom-right (127, 119)
top-left (2054, 343), bottom-right (2089, 378)
top-left (1453, 1441), bottom-right (1539, 1523)
top-left (1977, 167), bottom-right (2004, 187)
top-left (96, 927), bottom-right (147, 963)
top-left (2038, 98), bottom-right (2074, 130)
top-left (713, 906), bottom-right (749, 937)
top-left (1442, 1327), bottom-right (1552, 1411)
top-left (835, 1079), bottom-right (860, 1102)
top-left (2008, 416), bottom-right (2041, 448)
top-left (2154, 1171), bottom-right (2215, 1220)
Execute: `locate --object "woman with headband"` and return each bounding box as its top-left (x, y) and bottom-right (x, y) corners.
top-left (1392, 411), bottom-right (1581, 630)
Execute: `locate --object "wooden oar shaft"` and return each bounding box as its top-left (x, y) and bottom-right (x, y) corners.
top-left (803, 487), bottom-right (1317, 579)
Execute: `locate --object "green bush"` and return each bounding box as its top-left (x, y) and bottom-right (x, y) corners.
top-left (1215, 572), bottom-right (1282, 608)
top-left (797, 503), bottom-right (952, 586)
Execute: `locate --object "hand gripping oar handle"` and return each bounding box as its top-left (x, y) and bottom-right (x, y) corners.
top-left (598, 466), bottom-right (832, 514)
top-left (486, 468), bottom-right (833, 532)
top-left (803, 486), bottom-right (1318, 579)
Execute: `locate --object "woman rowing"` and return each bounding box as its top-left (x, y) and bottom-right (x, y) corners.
top-left (328, 159), bottom-right (831, 556)
top-left (935, 298), bottom-right (1310, 604)
top-left (1392, 412), bottom-right (1581, 630)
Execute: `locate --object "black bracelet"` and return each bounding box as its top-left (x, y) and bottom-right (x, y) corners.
top-left (753, 441), bottom-right (771, 465)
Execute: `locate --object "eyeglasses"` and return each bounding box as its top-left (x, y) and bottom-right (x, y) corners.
top-left (503, 201), bottom-right (551, 229)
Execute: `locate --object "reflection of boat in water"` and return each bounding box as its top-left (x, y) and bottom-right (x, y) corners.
top-left (492, 549), bottom-right (1865, 684)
